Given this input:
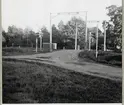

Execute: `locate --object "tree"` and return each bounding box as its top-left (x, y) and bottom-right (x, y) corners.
top-left (7, 25), bottom-right (24, 46)
top-left (105, 5), bottom-right (122, 50)
top-left (57, 17), bottom-right (86, 49)
top-left (2, 30), bottom-right (8, 47)
top-left (6, 26), bottom-right (36, 47)
top-left (88, 27), bottom-right (104, 50)
top-left (41, 26), bottom-right (50, 43)
top-left (102, 21), bottom-right (114, 48)
top-left (52, 24), bottom-right (60, 43)
top-left (52, 24), bottom-right (65, 49)
top-left (58, 20), bottom-right (69, 40)
top-left (23, 27), bottom-right (33, 47)
top-left (28, 30), bottom-right (36, 47)
top-left (66, 17), bottom-right (86, 49)
top-left (58, 20), bottom-right (65, 32)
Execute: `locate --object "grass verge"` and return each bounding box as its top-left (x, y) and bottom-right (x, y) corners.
top-left (78, 50), bottom-right (122, 67)
top-left (2, 47), bottom-right (50, 56)
top-left (3, 60), bottom-right (122, 103)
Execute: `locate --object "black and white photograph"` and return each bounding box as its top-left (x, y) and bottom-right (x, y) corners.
top-left (2, 0), bottom-right (122, 103)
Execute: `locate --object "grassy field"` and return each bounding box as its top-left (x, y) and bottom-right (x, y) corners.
top-left (3, 60), bottom-right (122, 103)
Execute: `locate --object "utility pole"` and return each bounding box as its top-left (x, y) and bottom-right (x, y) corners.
top-left (87, 20), bottom-right (99, 57)
top-left (40, 36), bottom-right (42, 51)
top-left (104, 21), bottom-right (106, 51)
top-left (75, 22), bottom-right (78, 50)
top-left (96, 21), bottom-right (99, 58)
top-left (89, 32), bottom-right (91, 51)
top-left (50, 13), bottom-right (52, 52)
top-left (85, 11), bottom-right (88, 50)
top-left (39, 31), bottom-right (43, 51)
top-left (36, 37), bottom-right (38, 53)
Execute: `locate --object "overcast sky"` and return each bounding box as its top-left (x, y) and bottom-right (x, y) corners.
top-left (2, 0), bottom-right (122, 32)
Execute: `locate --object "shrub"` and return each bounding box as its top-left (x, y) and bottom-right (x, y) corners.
top-left (2, 47), bottom-right (23, 53)
top-left (2, 47), bottom-right (34, 56)
top-left (78, 50), bottom-right (122, 67)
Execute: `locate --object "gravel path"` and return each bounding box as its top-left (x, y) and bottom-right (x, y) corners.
top-left (3, 50), bottom-right (122, 81)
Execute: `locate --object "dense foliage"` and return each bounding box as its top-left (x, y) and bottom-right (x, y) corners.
top-left (2, 17), bottom-right (87, 49)
top-left (103, 5), bottom-right (122, 50)
top-left (2, 5), bottom-right (122, 50)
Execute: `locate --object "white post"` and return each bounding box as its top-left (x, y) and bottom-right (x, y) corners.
top-left (78, 45), bottom-right (80, 50)
top-left (54, 43), bottom-right (57, 49)
top-left (85, 11), bottom-right (88, 50)
top-left (89, 32), bottom-right (91, 51)
top-left (36, 37), bottom-right (38, 53)
top-left (50, 13), bottom-right (52, 52)
top-left (104, 21), bottom-right (106, 51)
top-left (96, 22), bottom-right (99, 58)
top-left (75, 22), bottom-right (78, 50)
top-left (40, 36), bottom-right (42, 51)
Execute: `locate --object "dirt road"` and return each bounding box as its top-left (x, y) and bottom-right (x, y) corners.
top-left (3, 50), bottom-right (122, 81)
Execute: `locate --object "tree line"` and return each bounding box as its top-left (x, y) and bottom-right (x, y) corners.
top-left (2, 5), bottom-right (122, 51)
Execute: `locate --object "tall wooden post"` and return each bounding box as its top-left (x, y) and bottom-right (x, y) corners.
top-left (85, 12), bottom-right (88, 50)
top-left (96, 22), bottom-right (99, 58)
top-left (36, 37), bottom-right (38, 53)
top-left (75, 22), bottom-right (78, 50)
top-left (40, 36), bottom-right (42, 51)
top-left (50, 13), bottom-right (52, 52)
top-left (104, 21), bottom-right (106, 51)
top-left (89, 32), bottom-right (91, 51)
